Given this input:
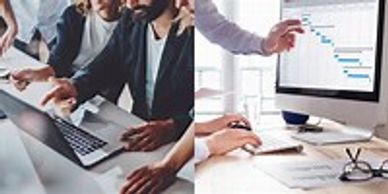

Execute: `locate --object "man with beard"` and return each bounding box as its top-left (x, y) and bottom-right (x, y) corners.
top-left (39, 0), bottom-right (194, 153)
top-left (119, 1), bottom-right (304, 193)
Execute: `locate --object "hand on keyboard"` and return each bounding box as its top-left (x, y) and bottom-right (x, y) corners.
top-left (243, 132), bottom-right (303, 155)
top-left (205, 128), bottom-right (261, 156)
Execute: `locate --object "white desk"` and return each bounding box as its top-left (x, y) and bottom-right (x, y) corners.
top-left (196, 119), bottom-right (388, 194)
top-left (0, 48), bottom-right (194, 194)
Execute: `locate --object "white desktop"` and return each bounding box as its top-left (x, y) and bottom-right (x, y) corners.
top-left (276, 0), bottom-right (388, 144)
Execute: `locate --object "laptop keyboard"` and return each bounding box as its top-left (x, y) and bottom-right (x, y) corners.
top-left (53, 118), bottom-right (107, 156)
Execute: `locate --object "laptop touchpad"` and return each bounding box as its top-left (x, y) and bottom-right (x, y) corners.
top-left (76, 110), bottom-right (125, 141)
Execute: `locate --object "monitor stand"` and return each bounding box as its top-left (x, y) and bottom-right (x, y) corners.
top-left (291, 123), bottom-right (374, 145)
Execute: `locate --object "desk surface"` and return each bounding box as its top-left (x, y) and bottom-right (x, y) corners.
top-left (196, 122), bottom-right (388, 194)
top-left (0, 48), bottom-right (193, 194)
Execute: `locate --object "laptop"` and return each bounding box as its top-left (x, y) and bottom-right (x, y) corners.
top-left (0, 89), bottom-right (138, 168)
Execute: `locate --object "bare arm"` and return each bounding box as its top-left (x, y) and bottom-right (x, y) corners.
top-left (10, 66), bottom-right (55, 91)
top-left (161, 123), bottom-right (194, 171)
top-left (0, 0), bottom-right (18, 55)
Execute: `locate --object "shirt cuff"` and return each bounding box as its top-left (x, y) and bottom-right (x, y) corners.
top-left (194, 138), bottom-right (210, 163)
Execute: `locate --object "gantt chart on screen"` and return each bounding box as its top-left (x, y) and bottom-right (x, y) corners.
top-left (279, 0), bottom-right (380, 92)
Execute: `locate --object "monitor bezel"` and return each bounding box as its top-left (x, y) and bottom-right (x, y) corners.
top-left (276, 0), bottom-right (386, 102)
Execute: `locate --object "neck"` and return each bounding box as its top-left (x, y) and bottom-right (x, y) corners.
top-left (151, 4), bottom-right (178, 39)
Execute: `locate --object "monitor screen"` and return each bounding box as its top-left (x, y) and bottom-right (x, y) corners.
top-left (277, 0), bottom-right (385, 102)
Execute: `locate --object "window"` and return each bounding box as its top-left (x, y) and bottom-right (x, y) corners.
top-left (195, 0), bottom-right (281, 124)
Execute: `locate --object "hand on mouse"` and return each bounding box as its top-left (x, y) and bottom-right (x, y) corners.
top-left (195, 114), bottom-right (251, 135)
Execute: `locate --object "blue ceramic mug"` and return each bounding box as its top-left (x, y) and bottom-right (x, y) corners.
top-left (281, 110), bottom-right (309, 125)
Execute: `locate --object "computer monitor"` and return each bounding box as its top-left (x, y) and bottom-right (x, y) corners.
top-left (276, 0), bottom-right (387, 138)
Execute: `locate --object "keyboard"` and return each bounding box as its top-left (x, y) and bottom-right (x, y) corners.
top-left (53, 117), bottom-right (107, 156)
top-left (243, 132), bottom-right (303, 155)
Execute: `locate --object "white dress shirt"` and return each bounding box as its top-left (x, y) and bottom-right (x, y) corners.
top-left (196, 0), bottom-right (267, 55)
top-left (194, 137), bottom-right (210, 163)
top-left (10, 0), bottom-right (71, 43)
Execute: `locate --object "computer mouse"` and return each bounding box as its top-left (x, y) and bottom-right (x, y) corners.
top-left (229, 122), bottom-right (252, 131)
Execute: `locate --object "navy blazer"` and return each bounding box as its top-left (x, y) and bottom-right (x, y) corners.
top-left (48, 5), bottom-right (124, 103)
top-left (72, 9), bottom-right (194, 139)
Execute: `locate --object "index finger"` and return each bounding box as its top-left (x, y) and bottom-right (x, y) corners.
top-left (175, 0), bottom-right (182, 8)
top-left (281, 19), bottom-right (302, 27)
top-left (40, 87), bottom-right (58, 106)
top-left (285, 26), bottom-right (305, 34)
top-left (236, 115), bottom-right (251, 128)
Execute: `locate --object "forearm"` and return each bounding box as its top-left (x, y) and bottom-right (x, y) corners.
top-left (0, 0), bottom-right (17, 31)
top-left (161, 123), bottom-right (194, 172)
top-left (32, 66), bottom-right (55, 81)
top-left (71, 71), bottom-right (100, 104)
top-left (196, 0), bottom-right (265, 55)
top-left (172, 112), bottom-right (193, 139)
top-left (194, 121), bottom-right (213, 135)
top-left (70, 52), bottom-right (122, 104)
top-left (71, 38), bottom-right (123, 104)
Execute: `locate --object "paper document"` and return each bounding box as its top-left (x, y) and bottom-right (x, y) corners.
top-left (69, 95), bottom-right (108, 125)
top-left (255, 158), bottom-right (383, 189)
top-left (0, 66), bottom-right (10, 82)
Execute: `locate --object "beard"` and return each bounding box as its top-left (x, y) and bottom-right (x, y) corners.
top-left (132, 0), bottom-right (170, 22)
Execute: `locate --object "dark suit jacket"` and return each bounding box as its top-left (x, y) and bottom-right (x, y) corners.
top-left (72, 8), bottom-right (194, 139)
top-left (47, 5), bottom-right (124, 103)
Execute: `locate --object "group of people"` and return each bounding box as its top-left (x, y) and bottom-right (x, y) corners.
top-left (0, 0), bottom-right (303, 193)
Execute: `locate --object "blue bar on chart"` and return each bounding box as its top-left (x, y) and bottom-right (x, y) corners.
top-left (337, 58), bottom-right (361, 63)
top-left (347, 74), bottom-right (369, 79)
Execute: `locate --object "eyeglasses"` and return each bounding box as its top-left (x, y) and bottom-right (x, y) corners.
top-left (339, 148), bottom-right (388, 181)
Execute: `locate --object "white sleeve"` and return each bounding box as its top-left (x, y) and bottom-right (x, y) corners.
top-left (194, 137), bottom-right (210, 163)
top-left (196, 0), bottom-right (268, 55)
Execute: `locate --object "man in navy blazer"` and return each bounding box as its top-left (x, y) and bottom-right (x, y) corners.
top-left (41, 0), bottom-right (194, 152)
